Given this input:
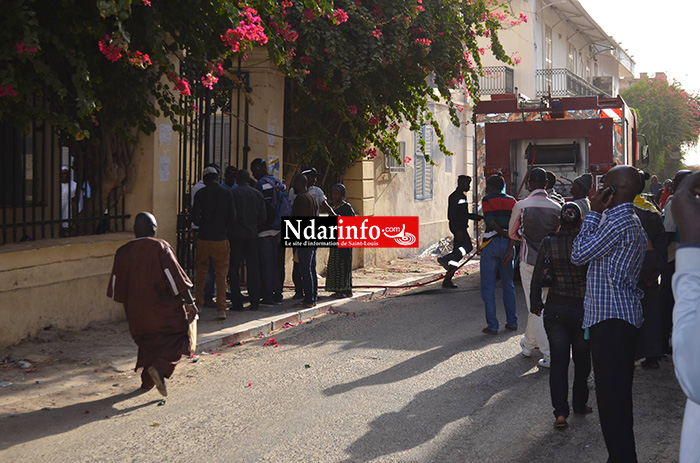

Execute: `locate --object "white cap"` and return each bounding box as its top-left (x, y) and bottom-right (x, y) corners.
top-left (203, 166), bottom-right (218, 176)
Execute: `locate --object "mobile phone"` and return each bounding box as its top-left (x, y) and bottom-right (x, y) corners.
top-left (602, 185), bottom-right (616, 202)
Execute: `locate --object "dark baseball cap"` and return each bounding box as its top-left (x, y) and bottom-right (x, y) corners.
top-left (529, 167), bottom-right (547, 183)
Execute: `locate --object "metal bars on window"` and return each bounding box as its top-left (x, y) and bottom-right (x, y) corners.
top-left (0, 120), bottom-right (128, 246)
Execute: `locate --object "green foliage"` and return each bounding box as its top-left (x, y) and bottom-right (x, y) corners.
top-left (622, 76), bottom-right (700, 180)
top-left (261, 0), bottom-right (518, 183)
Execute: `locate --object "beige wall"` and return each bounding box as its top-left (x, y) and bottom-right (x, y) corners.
top-left (0, 234), bottom-right (128, 347)
top-left (0, 50), bottom-right (287, 347)
top-left (343, 101), bottom-right (471, 266)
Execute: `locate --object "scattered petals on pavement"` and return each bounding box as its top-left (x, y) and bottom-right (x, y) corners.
top-left (263, 338), bottom-right (277, 347)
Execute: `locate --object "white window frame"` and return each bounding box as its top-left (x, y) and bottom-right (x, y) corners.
top-left (384, 141), bottom-right (406, 173)
top-left (414, 126), bottom-right (434, 202)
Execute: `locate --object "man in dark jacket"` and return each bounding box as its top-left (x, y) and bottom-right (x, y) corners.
top-left (230, 169), bottom-right (266, 311)
top-left (437, 175), bottom-right (482, 288)
top-left (192, 166), bottom-right (236, 319)
top-left (251, 158), bottom-right (286, 305)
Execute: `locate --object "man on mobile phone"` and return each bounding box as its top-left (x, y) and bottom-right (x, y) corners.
top-left (571, 166), bottom-right (648, 462)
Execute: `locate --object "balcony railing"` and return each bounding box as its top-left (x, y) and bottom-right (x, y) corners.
top-left (536, 68), bottom-right (611, 98)
top-left (478, 66), bottom-right (514, 95)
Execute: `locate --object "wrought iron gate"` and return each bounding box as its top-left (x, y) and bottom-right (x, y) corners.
top-left (176, 72), bottom-right (250, 278)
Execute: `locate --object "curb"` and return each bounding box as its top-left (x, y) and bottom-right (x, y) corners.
top-left (195, 269), bottom-right (446, 352)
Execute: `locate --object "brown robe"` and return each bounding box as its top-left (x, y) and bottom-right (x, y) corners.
top-left (107, 237), bottom-right (192, 380)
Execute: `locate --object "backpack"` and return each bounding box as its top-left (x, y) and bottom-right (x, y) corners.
top-left (261, 176), bottom-right (292, 230)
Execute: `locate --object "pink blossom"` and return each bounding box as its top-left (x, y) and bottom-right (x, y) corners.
top-left (128, 51), bottom-right (152, 68)
top-left (281, 0), bottom-right (293, 8)
top-left (98, 35), bottom-right (123, 62)
top-left (347, 105), bottom-right (358, 115)
top-left (364, 147), bottom-right (378, 159)
top-left (519, 13), bottom-right (528, 23)
top-left (172, 76), bottom-right (191, 97)
top-left (372, 29), bottom-right (382, 38)
top-left (207, 61), bottom-right (225, 76)
top-left (299, 55), bottom-right (311, 65)
top-left (201, 73), bottom-right (219, 90)
top-left (316, 78), bottom-right (330, 91)
top-left (415, 38), bottom-right (432, 47)
top-left (220, 7), bottom-right (268, 52)
top-left (332, 9), bottom-right (349, 24)
top-left (142, 0), bottom-right (151, 5)
top-left (368, 114), bottom-right (380, 125)
top-left (302, 8), bottom-right (316, 21)
top-left (0, 85), bottom-right (17, 98)
top-left (15, 42), bottom-right (38, 54)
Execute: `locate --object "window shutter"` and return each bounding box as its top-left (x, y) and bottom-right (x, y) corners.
top-left (414, 126), bottom-right (434, 201)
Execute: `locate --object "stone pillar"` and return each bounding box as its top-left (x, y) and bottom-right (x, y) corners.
top-left (241, 48), bottom-right (285, 180)
top-left (344, 159), bottom-right (376, 267)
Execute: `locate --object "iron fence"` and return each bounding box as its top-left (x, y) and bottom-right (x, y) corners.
top-left (1, 119), bottom-right (128, 246)
top-left (535, 68), bottom-right (611, 98)
top-left (478, 66), bottom-right (515, 95)
top-left (176, 71), bottom-right (250, 278)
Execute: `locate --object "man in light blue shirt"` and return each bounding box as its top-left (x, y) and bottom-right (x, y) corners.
top-left (572, 166), bottom-right (647, 463)
top-left (671, 171), bottom-right (700, 463)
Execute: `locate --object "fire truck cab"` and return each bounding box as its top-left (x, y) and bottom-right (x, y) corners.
top-left (473, 94), bottom-right (645, 201)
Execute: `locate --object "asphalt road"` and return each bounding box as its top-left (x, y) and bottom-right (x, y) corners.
top-left (0, 274), bottom-right (686, 462)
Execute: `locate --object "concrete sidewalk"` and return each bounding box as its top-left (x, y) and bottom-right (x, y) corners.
top-left (0, 255), bottom-right (479, 411)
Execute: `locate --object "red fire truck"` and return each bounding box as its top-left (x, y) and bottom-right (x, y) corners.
top-left (472, 94), bottom-right (648, 203)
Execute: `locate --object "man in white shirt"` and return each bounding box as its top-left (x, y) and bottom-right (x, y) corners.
top-left (670, 171), bottom-right (700, 463)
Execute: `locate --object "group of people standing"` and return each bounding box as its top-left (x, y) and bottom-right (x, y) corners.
top-left (191, 160), bottom-right (355, 320)
top-left (440, 165), bottom-right (698, 462)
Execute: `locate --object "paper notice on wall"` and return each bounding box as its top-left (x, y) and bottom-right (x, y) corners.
top-left (159, 124), bottom-right (172, 146)
top-left (267, 125), bottom-right (276, 147)
top-left (159, 156), bottom-right (171, 182)
top-left (268, 154), bottom-right (280, 179)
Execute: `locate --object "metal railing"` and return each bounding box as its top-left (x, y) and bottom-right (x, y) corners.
top-left (1, 120), bottom-right (128, 246)
top-left (535, 68), bottom-right (611, 98)
top-left (478, 66), bottom-right (514, 95)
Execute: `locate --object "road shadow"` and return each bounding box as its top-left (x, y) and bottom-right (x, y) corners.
top-left (324, 330), bottom-right (521, 396)
top-left (338, 355), bottom-right (536, 462)
top-left (0, 389), bottom-right (162, 451)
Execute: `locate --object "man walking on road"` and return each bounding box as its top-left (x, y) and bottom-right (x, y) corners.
top-left (230, 169), bottom-right (266, 311)
top-left (572, 166), bottom-right (647, 462)
top-left (509, 167), bottom-right (561, 367)
top-left (107, 212), bottom-right (197, 397)
top-left (437, 175), bottom-right (482, 288)
top-left (480, 173), bottom-right (518, 335)
top-left (192, 166), bottom-right (236, 320)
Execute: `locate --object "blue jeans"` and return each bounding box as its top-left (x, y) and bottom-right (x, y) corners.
top-left (205, 258), bottom-right (215, 302)
top-left (296, 247), bottom-right (317, 304)
top-left (480, 237), bottom-right (517, 330)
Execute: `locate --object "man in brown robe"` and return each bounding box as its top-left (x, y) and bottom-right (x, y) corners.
top-left (107, 212), bottom-right (197, 397)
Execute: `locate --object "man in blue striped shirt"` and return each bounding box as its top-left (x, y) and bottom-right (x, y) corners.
top-left (572, 166), bottom-right (648, 463)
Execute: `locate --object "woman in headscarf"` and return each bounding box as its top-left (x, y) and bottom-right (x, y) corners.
top-left (325, 184), bottom-right (355, 298)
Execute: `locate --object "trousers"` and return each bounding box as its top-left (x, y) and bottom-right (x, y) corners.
top-left (544, 302), bottom-right (590, 418)
top-left (590, 319), bottom-right (640, 463)
top-left (196, 239), bottom-right (230, 311)
top-left (520, 261), bottom-right (550, 360)
top-left (480, 237), bottom-right (517, 330)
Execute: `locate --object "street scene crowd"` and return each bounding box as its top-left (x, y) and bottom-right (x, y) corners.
top-left (109, 157), bottom-right (700, 462)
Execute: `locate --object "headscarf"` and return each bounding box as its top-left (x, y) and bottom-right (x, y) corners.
top-left (331, 183), bottom-right (346, 199)
top-left (573, 173), bottom-right (593, 193)
top-left (634, 194), bottom-right (661, 215)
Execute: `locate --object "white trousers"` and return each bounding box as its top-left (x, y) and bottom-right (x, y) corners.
top-left (681, 399), bottom-right (700, 462)
top-left (519, 261), bottom-right (550, 360)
